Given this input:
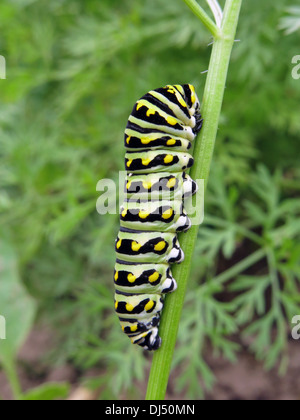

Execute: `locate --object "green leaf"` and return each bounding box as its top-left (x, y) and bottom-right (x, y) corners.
top-left (22, 383), bottom-right (70, 401)
top-left (0, 240), bottom-right (36, 366)
top-left (279, 6), bottom-right (300, 35)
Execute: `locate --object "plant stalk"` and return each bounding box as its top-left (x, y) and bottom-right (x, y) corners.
top-left (3, 359), bottom-right (23, 400)
top-left (146, 0), bottom-right (243, 400)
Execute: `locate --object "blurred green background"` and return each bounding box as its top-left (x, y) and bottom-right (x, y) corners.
top-left (0, 0), bottom-right (300, 400)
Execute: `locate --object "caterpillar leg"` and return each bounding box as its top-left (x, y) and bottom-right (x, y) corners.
top-left (131, 328), bottom-right (162, 351)
top-left (115, 295), bottom-right (164, 351)
top-left (118, 316), bottom-right (162, 351)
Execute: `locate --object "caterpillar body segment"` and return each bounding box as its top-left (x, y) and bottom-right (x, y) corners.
top-left (115, 230), bottom-right (184, 264)
top-left (114, 262), bottom-right (177, 295)
top-left (120, 200), bottom-right (191, 233)
top-left (125, 150), bottom-right (194, 174)
top-left (125, 132), bottom-right (192, 152)
top-left (125, 172), bottom-right (198, 201)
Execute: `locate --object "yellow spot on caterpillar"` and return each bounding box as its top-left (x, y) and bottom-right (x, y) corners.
top-left (142, 181), bottom-right (152, 190)
top-left (130, 325), bottom-right (138, 332)
top-left (131, 241), bottom-right (142, 252)
top-left (121, 325), bottom-right (125, 331)
top-left (164, 154), bottom-right (174, 164)
top-left (121, 208), bottom-right (127, 218)
top-left (126, 303), bottom-right (134, 312)
top-left (115, 301), bottom-right (118, 310)
top-left (142, 158), bottom-right (151, 166)
top-left (154, 241), bottom-right (166, 252)
top-left (114, 271), bottom-right (119, 281)
top-left (145, 300), bottom-right (155, 312)
top-left (126, 181), bottom-right (132, 190)
top-left (141, 137), bottom-right (151, 145)
top-left (149, 272), bottom-right (159, 283)
top-left (126, 136), bottom-right (131, 144)
top-left (167, 86), bottom-right (175, 94)
top-left (166, 116), bottom-right (177, 126)
top-left (162, 208), bottom-right (173, 220)
top-left (127, 159), bottom-right (132, 168)
top-left (189, 84), bottom-right (196, 104)
top-left (166, 138), bottom-right (176, 146)
top-left (139, 210), bottom-right (149, 219)
top-left (116, 239), bottom-right (122, 249)
top-left (146, 108), bottom-right (156, 117)
top-left (136, 101), bottom-right (143, 111)
top-left (127, 273), bottom-right (136, 283)
top-left (166, 177), bottom-right (176, 189)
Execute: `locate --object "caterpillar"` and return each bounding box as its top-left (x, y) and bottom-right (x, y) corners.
top-left (114, 84), bottom-right (202, 350)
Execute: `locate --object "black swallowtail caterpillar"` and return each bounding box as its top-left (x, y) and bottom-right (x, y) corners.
top-left (114, 84), bottom-right (202, 350)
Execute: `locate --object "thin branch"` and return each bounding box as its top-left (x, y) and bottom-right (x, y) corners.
top-left (204, 215), bottom-right (265, 246)
top-left (212, 248), bottom-right (266, 287)
top-left (206, 0), bottom-right (223, 27)
top-left (182, 0), bottom-right (221, 38)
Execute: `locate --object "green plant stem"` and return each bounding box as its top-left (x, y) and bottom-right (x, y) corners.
top-left (182, 0), bottom-right (221, 37)
top-left (146, 0), bottom-right (243, 400)
top-left (212, 248), bottom-right (266, 287)
top-left (3, 359), bottom-right (23, 400)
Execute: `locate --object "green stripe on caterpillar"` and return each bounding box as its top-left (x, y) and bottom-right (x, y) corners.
top-left (114, 84), bottom-right (202, 350)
